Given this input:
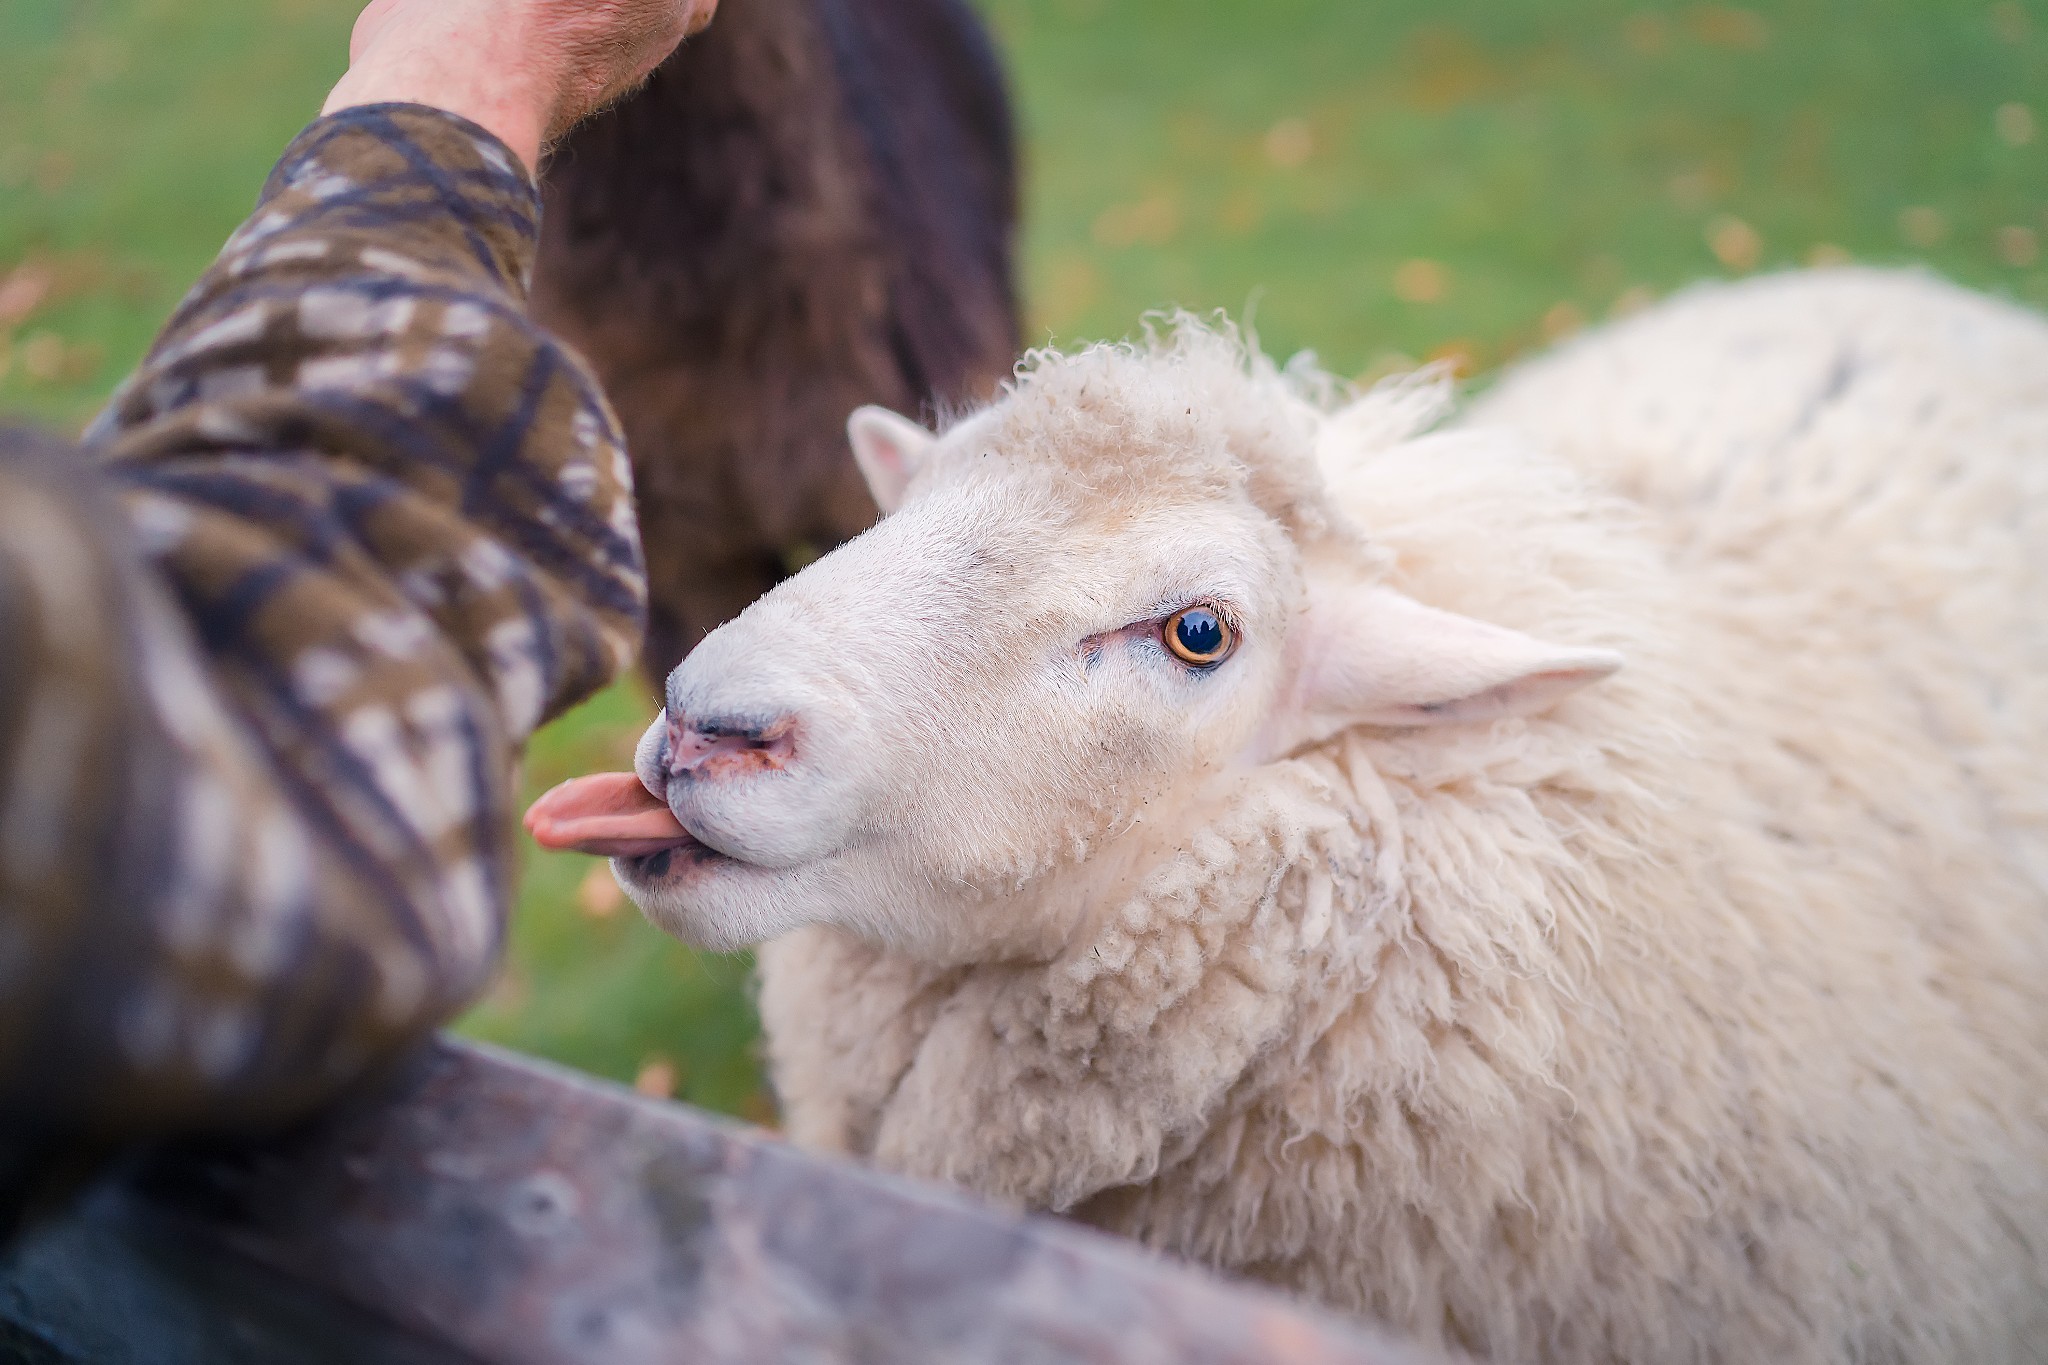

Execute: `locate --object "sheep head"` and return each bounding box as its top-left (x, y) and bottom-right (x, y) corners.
top-left (527, 322), bottom-right (1619, 960)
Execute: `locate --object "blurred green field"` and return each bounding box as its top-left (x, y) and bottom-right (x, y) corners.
top-left (3, 0), bottom-right (2042, 1116)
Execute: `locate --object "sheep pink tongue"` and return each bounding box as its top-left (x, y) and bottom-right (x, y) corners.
top-left (524, 772), bottom-right (691, 857)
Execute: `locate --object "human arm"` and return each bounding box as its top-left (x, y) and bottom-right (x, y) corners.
top-left (0, 0), bottom-right (712, 1219)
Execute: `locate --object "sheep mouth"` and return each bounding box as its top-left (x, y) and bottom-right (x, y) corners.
top-left (617, 835), bottom-right (734, 882)
top-left (525, 772), bottom-right (720, 862)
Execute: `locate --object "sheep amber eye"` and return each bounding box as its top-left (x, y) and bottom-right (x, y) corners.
top-left (1165, 606), bottom-right (1232, 666)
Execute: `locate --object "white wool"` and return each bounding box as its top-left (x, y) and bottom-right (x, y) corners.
top-left (717, 270), bottom-right (2048, 1363)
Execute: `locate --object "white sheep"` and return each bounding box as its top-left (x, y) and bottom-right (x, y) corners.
top-left (527, 267), bottom-right (2048, 1364)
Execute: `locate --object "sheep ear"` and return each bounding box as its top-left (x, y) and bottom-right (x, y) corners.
top-left (1263, 582), bottom-right (1621, 756)
top-left (847, 406), bottom-right (936, 514)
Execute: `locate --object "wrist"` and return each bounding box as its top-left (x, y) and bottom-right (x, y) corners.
top-left (321, 5), bottom-right (560, 174)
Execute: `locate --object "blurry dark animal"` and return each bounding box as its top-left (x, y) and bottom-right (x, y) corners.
top-left (534, 0), bottom-right (1020, 680)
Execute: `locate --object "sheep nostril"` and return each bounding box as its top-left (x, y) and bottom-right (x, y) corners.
top-left (664, 713), bottom-right (691, 774)
top-left (665, 713), bottom-right (797, 777)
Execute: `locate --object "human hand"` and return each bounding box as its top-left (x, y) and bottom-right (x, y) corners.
top-left (322, 0), bottom-right (718, 174)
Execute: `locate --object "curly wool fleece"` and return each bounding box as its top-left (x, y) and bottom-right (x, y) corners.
top-left (753, 270), bottom-right (2048, 1364)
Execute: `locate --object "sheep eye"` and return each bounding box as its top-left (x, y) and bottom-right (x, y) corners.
top-left (1164, 605), bottom-right (1233, 667)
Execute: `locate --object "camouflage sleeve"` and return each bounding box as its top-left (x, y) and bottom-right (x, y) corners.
top-left (0, 106), bottom-right (646, 1167)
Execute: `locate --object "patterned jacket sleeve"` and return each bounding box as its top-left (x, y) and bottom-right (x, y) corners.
top-left (0, 105), bottom-right (646, 1157)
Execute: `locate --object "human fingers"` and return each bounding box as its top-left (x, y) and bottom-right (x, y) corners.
top-left (541, 0), bottom-right (720, 132)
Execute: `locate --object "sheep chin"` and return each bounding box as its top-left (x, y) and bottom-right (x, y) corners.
top-left (612, 838), bottom-right (845, 954)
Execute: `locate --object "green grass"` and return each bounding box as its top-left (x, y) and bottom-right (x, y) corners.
top-left (0, 0), bottom-right (358, 424)
top-left (4, 0), bottom-right (2043, 1115)
top-left (997, 0), bottom-right (2047, 374)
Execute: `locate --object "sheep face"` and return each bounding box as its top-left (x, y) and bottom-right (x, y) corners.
top-left (526, 329), bottom-right (1619, 960)
top-left (616, 411), bottom-right (1309, 958)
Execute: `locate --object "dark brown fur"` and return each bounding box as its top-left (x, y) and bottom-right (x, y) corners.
top-left (533, 0), bottom-right (1020, 680)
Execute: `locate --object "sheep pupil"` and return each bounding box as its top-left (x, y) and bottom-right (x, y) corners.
top-left (1174, 609), bottom-right (1225, 661)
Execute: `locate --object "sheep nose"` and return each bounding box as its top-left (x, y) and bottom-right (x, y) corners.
top-left (665, 711), bottom-right (797, 778)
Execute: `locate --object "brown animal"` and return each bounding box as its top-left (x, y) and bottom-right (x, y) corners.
top-left (533, 0), bottom-right (1021, 679)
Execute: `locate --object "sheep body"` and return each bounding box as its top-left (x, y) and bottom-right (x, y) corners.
top-left (757, 269), bottom-right (2048, 1363)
